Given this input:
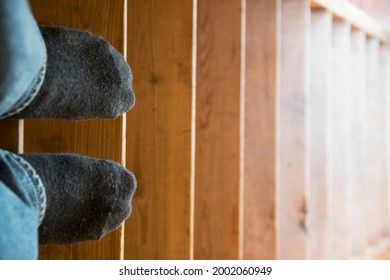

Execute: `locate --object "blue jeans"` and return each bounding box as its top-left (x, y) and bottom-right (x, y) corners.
top-left (0, 0), bottom-right (47, 259)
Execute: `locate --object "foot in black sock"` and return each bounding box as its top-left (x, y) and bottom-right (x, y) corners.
top-left (11, 26), bottom-right (135, 120)
top-left (20, 153), bottom-right (136, 244)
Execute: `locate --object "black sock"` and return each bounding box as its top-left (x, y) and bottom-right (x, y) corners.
top-left (19, 153), bottom-right (136, 244)
top-left (12, 26), bottom-right (135, 120)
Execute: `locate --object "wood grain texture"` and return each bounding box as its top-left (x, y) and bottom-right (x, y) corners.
top-left (124, 0), bottom-right (195, 260)
top-left (26, 0), bottom-right (126, 260)
top-left (0, 120), bottom-right (23, 153)
top-left (243, 0), bottom-right (279, 260)
top-left (278, 0), bottom-right (310, 260)
top-left (308, 10), bottom-right (332, 260)
top-left (38, 245), bottom-right (72, 260)
top-left (330, 20), bottom-right (352, 260)
top-left (366, 38), bottom-right (382, 247)
top-left (194, 0), bottom-right (243, 259)
top-left (350, 30), bottom-right (367, 258)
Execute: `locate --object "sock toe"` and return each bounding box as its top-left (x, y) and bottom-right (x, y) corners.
top-left (13, 26), bottom-right (135, 120)
top-left (96, 160), bottom-right (136, 238)
top-left (19, 153), bottom-right (136, 244)
top-left (107, 44), bottom-right (136, 118)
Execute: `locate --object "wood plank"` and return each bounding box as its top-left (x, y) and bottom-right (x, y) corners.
top-left (382, 46), bottom-right (390, 238)
top-left (378, 44), bottom-right (390, 238)
top-left (278, 0), bottom-right (310, 260)
top-left (124, 0), bottom-right (195, 260)
top-left (194, 0), bottom-right (243, 259)
top-left (243, 0), bottom-right (279, 260)
top-left (366, 38), bottom-right (382, 247)
top-left (38, 245), bottom-right (71, 260)
top-left (26, 0), bottom-right (127, 260)
top-left (311, 0), bottom-right (390, 44)
top-left (350, 29), bottom-right (367, 258)
top-left (330, 20), bottom-right (352, 260)
top-left (0, 120), bottom-right (23, 153)
top-left (308, 10), bottom-right (332, 260)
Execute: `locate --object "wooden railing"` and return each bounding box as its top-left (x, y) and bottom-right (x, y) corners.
top-left (1, 0), bottom-right (390, 260)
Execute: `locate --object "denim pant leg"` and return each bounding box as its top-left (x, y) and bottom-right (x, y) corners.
top-left (0, 149), bottom-right (46, 259)
top-left (0, 0), bottom-right (46, 118)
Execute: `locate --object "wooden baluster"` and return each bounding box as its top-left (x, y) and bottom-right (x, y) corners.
top-left (378, 43), bottom-right (390, 241)
top-left (278, 0), bottom-right (310, 259)
top-left (309, 9), bottom-right (332, 260)
top-left (366, 38), bottom-right (382, 249)
top-left (350, 29), bottom-right (367, 258)
top-left (330, 19), bottom-right (352, 259)
top-left (381, 46), bottom-right (390, 239)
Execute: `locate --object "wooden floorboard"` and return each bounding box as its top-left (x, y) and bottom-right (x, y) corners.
top-left (124, 0), bottom-right (195, 260)
top-left (27, 0), bottom-right (127, 260)
top-left (243, 0), bottom-right (279, 260)
top-left (0, 120), bottom-right (23, 153)
top-left (194, 0), bottom-right (243, 259)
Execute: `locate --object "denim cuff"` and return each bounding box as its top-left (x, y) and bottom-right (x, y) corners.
top-left (0, 54), bottom-right (46, 119)
top-left (10, 154), bottom-right (46, 225)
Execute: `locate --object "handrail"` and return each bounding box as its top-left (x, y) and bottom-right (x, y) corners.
top-left (311, 0), bottom-right (390, 44)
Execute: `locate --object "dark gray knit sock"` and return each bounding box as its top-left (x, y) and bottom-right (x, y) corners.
top-left (19, 153), bottom-right (136, 244)
top-left (11, 26), bottom-right (135, 120)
